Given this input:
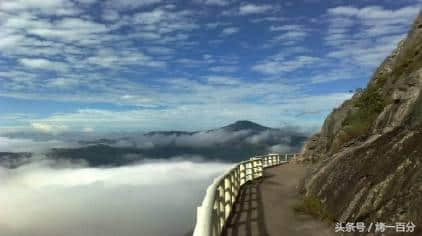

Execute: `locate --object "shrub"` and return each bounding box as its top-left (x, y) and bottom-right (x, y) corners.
top-left (340, 86), bottom-right (385, 142)
top-left (354, 86), bottom-right (385, 114)
top-left (293, 195), bottom-right (335, 221)
top-left (391, 39), bottom-right (422, 83)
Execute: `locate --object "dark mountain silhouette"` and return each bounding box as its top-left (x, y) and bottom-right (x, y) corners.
top-left (0, 152), bottom-right (32, 168)
top-left (220, 120), bottom-right (270, 132)
top-left (78, 138), bottom-right (118, 146)
top-left (2, 121), bottom-right (307, 167)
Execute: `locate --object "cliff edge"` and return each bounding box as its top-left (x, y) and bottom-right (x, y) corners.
top-left (300, 11), bottom-right (422, 233)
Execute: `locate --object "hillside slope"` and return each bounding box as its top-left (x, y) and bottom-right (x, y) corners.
top-left (45, 120), bottom-right (306, 167)
top-left (300, 12), bottom-right (422, 233)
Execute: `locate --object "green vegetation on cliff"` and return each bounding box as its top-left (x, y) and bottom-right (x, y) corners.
top-left (340, 85), bottom-right (386, 143)
top-left (293, 195), bottom-right (335, 222)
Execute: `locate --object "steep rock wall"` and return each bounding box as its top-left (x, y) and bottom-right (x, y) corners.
top-left (300, 11), bottom-right (422, 234)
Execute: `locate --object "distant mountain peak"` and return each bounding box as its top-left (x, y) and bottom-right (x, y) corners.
top-left (222, 120), bottom-right (270, 132)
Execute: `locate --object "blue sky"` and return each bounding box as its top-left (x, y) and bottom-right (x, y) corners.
top-left (0, 0), bottom-right (421, 134)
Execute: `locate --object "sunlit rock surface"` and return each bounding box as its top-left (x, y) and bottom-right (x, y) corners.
top-left (300, 12), bottom-right (422, 234)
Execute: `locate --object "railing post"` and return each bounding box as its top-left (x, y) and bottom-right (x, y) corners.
top-left (219, 184), bottom-right (225, 231)
top-left (252, 161), bottom-right (255, 178)
top-left (224, 177), bottom-right (230, 220)
top-left (233, 168), bottom-right (238, 197)
top-left (240, 164), bottom-right (245, 185)
top-left (213, 205), bottom-right (219, 236)
top-left (230, 173), bottom-right (235, 205)
top-left (259, 159), bottom-right (263, 177)
top-left (247, 162), bottom-right (252, 181)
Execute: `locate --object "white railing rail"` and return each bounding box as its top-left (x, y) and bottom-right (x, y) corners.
top-left (193, 153), bottom-right (298, 236)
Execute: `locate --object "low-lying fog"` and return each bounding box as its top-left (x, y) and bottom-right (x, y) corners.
top-left (0, 158), bottom-right (232, 236)
top-left (0, 122), bottom-right (304, 235)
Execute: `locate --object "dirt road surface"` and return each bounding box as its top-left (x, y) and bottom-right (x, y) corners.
top-left (222, 163), bottom-right (336, 236)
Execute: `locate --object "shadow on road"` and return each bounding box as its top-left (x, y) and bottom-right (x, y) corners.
top-left (222, 175), bottom-right (270, 236)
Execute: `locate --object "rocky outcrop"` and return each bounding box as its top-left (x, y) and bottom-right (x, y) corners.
top-left (300, 11), bottom-right (422, 234)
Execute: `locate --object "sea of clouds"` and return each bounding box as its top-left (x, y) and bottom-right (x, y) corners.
top-left (0, 155), bottom-right (232, 236)
top-left (0, 126), bottom-right (302, 236)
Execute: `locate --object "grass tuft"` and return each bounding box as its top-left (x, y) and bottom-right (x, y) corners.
top-left (292, 195), bottom-right (335, 221)
top-left (339, 86), bottom-right (386, 143)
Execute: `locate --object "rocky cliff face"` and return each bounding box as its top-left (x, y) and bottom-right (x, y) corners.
top-left (300, 11), bottom-right (422, 234)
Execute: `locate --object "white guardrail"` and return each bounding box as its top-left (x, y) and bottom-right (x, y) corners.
top-left (193, 153), bottom-right (298, 236)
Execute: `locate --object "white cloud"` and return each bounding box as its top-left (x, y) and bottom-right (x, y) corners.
top-left (327, 6), bottom-right (359, 16)
top-left (46, 78), bottom-right (80, 89)
top-left (253, 55), bottom-right (320, 74)
top-left (265, 24), bottom-right (311, 47)
top-left (0, 159), bottom-right (231, 236)
top-left (102, 9), bottom-right (120, 21)
top-left (133, 8), bottom-right (167, 25)
top-left (251, 16), bottom-right (285, 23)
top-left (308, 67), bottom-right (364, 84)
top-left (324, 5), bottom-right (420, 67)
top-left (28, 17), bottom-right (109, 43)
top-left (85, 49), bottom-right (165, 68)
top-left (105, 0), bottom-right (162, 9)
top-left (124, 130), bottom-right (252, 148)
top-left (0, 71), bottom-right (37, 83)
top-left (82, 127), bottom-right (94, 133)
top-left (267, 23), bottom-right (311, 46)
top-left (205, 22), bottom-right (229, 29)
top-left (209, 66), bottom-right (238, 73)
top-left (145, 46), bottom-right (174, 55)
top-left (328, 5), bottom-right (420, 22)
top-left (269, 144), bottom-right (293, 153)
top-left (194, 0), bottom-right (231, 6)
top-left (326, 34), bottom-right (405, 67)
top-left (274, 31), bottom-right (308, 41)
top-left (19, 58), bottom-right (68, 72)
top-left (31, 123), bottom-right (69, 134)
top-left (239, 3), bottom-right (272, 15)
top-left (75, 0), bottom-right (97, 4)
top-left (205, 76), bottom-right (241, 85)
top-left (270, 24), bottom-right (303, 31)
top-left (0, 34), bottom-right (25, 49)
top-left (0, 136), bottom-right (72, 153)
top-left (132, 8), bottom-right (198, 33)
top-left (0, 0), bottom-right (79, 16)
top-left (0, 0), bottom-right (389, 136)
top-left (245, 130), bottom-right (294, 145)
top-left (221, 27), bottom-right (240, 36)
top-left (19, 91), bottom-right (351, 133)
top-left (129, 31), bottom-right (161, 40)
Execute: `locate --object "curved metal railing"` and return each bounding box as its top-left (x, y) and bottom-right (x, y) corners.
top-left (193, 153), bottom-right (298, 236)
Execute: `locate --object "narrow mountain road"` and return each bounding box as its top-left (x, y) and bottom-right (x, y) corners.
top-left (222, 163), bottom-right (336, 236)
